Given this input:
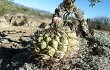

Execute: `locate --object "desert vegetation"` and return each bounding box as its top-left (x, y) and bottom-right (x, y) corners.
top-left (0, 0), bottom-right (52, 18)
top-left (87, 16), bottom-right (110, 31)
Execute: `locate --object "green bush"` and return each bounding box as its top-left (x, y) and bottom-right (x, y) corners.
top-left (104, 25), bottom-right (110, 31)
top-left (87, 16), bottom-right (110, 31)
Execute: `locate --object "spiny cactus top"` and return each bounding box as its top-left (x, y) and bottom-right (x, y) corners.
top-left (33, 27), bottom-right (79, 59)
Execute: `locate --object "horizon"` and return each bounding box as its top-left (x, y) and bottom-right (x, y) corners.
top-left (13, 0), bottom-right (110, 19)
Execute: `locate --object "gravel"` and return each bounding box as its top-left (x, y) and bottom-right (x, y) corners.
top-left (0, 31), bottom-right (110, 70)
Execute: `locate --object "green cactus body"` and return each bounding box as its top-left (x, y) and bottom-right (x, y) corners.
top-left (47, 46), bottom-right (56, 57)
top-left (65, 28), bottom-right (71, 32)
top-left (48, 40), bottom-right (58, 50)
top-left (44, 34), bottom-right (49, 37)
top-left (54, 50), bottom-right (65, 59)
top-left (56, 32), bottom-right (61, 37)
top-left (54, 35), bottom-right (60, 43)
top-left (33, 27), bottom-right (79, 59)
top-left (58, 44), bottom-right (68, 52)
top-left (60, 36), bottom-right (68, 45)
top-left (39, 41), bottom-right (47, 50)
top-left (44, 37), bottom-right (51, 43)
top-left (68, 32), bottom-right (77, 38)
top-left (37, 37), bottom-right (43, 42)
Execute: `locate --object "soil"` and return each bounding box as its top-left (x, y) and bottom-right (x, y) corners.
top-left (0, 20), bottom-right (110, 70)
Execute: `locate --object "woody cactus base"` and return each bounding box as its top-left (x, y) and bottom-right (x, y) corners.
top-left (32, 27), bottom-right (79, 59)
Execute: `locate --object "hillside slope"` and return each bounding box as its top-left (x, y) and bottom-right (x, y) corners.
top-left (0, 0), bottom-right (52, 18)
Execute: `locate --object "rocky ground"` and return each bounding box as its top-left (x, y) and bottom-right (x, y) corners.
top-left (0, 14), bottom-right (110, 70)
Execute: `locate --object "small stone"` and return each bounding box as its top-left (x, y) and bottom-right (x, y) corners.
top-left (20, 36), bottom-right (32, 42)
top-left (0, 38), bottom-right (9, 44)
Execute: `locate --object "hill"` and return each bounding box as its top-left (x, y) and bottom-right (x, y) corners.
top-left (13, 2), bottom-right (52, 14)
top-left (0, 0), bottom-right (52, 18)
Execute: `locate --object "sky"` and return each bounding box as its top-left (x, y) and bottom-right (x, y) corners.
top-left (13, 0), bottom-right (110, 18)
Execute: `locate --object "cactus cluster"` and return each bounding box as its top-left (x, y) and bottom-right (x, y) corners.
top-left (33, 27), bottom-right (79, 59)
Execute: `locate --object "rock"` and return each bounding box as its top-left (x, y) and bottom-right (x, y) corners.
top-left (12, 42), bottom-right (22, 49)
top-left (19, 36), bottom-right (32, 42)
top-left (0, 16), bottom-right (9, 28)
top-left (0, 38), bottom-right (9, 44)
top-left (19, 36), bottom-right (32, 47)
top-left (10, 16), bottom-right (26, 26)
top-left (19, 63), bottom-right (38, 70)
top-left (0, 32), bottom-right (7, 37)
top-left (16, 16), bottom-right (26, 26)
top-left (26, 17), bottom-right (40, 27)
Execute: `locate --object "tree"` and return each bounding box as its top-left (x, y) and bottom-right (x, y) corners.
top-left (11, 0), bottom-right (103, 37)
top-left (54, 0), bottom-right (102, 37)
top-left (88, 0), bottom-right (101, 7)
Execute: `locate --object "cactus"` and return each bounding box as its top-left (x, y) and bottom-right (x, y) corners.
top-left (33, 27), bottom-right (79, 59)
top-left (47, 46), bottom-right (56, 57)
top-left (39, 41), bottom-right (47, 50)
top-left (58, 44), bottom-right (68, 52)
top-left (48, 40), bottom-right (58, 50)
